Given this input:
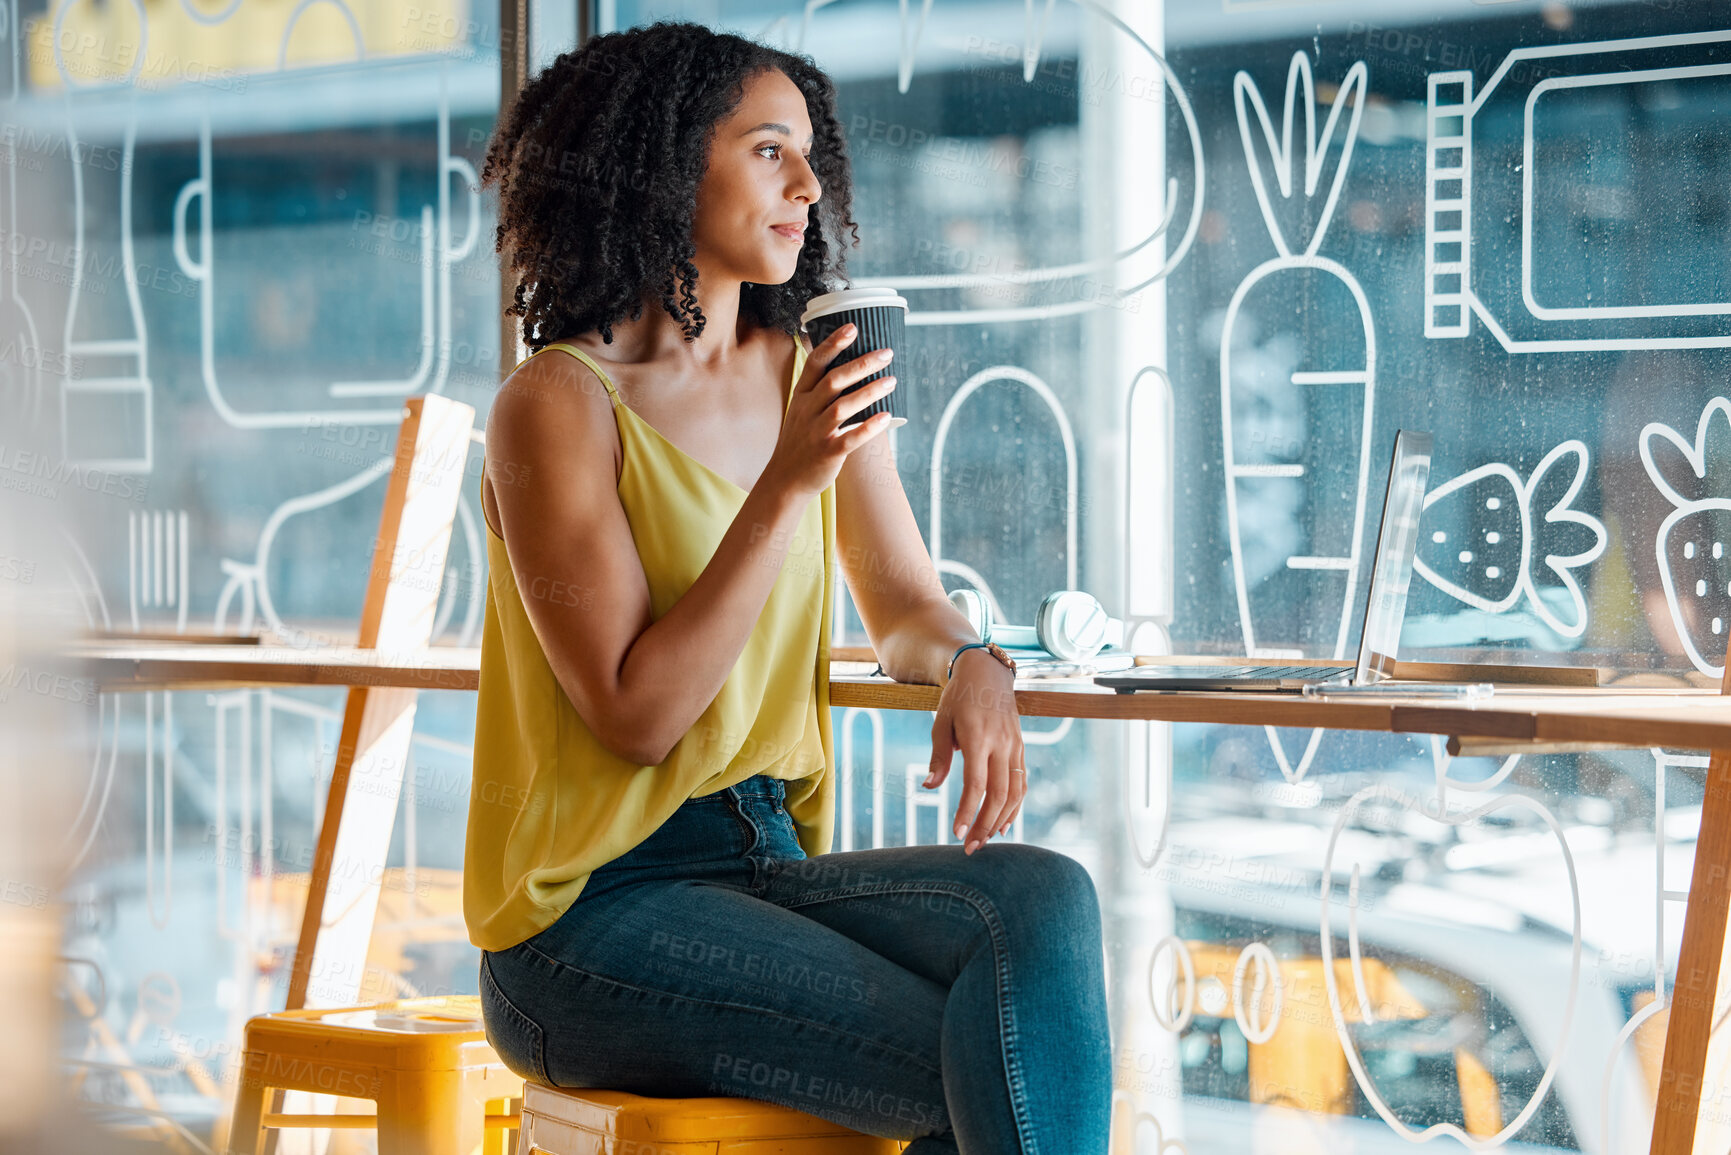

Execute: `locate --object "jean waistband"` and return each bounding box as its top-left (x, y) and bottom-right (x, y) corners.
top-left (724, 773), bottom-right (785, 800)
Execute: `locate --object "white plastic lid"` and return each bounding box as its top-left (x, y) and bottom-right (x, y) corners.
top-left (800, 287), bottom-right (907, 326)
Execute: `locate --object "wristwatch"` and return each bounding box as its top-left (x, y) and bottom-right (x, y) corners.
top-left (947, 640), bottom-right (1017, 682)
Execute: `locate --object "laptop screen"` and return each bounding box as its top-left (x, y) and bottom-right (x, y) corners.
top-left (1354, 430), bottom-right (1434, 684)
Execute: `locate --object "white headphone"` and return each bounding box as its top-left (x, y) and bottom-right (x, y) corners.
top-left (947, 588), bottom-right (1124, 662)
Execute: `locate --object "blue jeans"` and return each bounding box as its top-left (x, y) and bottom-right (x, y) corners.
top-left (478, 772), bottom-right (1112, 1155)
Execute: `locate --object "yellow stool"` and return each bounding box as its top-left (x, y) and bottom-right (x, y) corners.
top-left (517, 1084), bottom-right (912, 1153)
top-left (226, 995), bottom-right (524, 1155)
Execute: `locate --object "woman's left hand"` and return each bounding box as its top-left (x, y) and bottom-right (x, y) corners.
top-left (923, 649), bottom-right (1025, 854)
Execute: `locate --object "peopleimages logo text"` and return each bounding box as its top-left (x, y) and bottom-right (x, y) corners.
top-left (0, 443), bottom-right (148, 501)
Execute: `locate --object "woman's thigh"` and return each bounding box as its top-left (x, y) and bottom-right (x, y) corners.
top-left (758, 841), bottom-right (1111, 1155)
top-left (481, 873), bottom-right (954, 1142)
top-left (477, 778), bottom-right (1104, 1146)
top-left (760, 840), bottom-right (1106, 987)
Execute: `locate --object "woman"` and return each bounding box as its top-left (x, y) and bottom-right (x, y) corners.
top-left (466, 20), bottom-right (1112, 1154)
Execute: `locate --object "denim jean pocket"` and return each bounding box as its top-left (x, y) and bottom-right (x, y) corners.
top-left (746, 797), bottom-right (806, 861)
top-left (479, 951), bottom-right (550, 1085)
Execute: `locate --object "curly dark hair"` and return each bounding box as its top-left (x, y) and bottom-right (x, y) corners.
top-left (481, 21), bottom-right (861, 351)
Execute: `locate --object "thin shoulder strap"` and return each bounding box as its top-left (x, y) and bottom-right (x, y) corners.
top-left (788, 331), bottom-right (808, 413)
top-left (533, 336), bottom-right (803, 406)
top-left (537, 342), bottom-right (620, 403)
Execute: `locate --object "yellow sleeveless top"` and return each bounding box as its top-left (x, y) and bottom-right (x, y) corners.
top-left (463, 333), bottom-right (836, 952)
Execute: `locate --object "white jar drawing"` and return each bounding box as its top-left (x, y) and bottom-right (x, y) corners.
top-left (1424, 29), bottom-right (1731, 352)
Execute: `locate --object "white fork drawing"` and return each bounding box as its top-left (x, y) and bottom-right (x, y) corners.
top-left (128, 508), bottom-right (189, 634)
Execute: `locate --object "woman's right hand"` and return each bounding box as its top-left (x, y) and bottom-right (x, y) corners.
top-left (763, 323), bottom-right (898, 498)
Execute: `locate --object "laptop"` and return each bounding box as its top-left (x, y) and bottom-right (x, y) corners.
top-left (1093, 429), bottom-right (1433, 693)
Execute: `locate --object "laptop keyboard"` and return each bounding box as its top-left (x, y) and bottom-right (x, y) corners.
top-left (1125, 665), bottom-right (1344, 680)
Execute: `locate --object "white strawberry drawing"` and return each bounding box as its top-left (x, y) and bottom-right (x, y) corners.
top-left (1414, 440), bottom-right (1606, 638)
top-left (1415, 466), bottom-right (1524, 611)
top-left (1641, 398), bottom-right (1731, 676)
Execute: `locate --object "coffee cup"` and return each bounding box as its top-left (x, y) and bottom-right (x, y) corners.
top-left (800, 287), bottom-right (908, 430)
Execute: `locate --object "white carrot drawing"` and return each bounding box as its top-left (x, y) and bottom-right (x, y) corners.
top-left (1221, 51), bottom-right (1371, 782)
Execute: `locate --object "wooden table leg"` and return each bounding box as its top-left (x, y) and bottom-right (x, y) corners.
top-left (1652, 732), bottom-right (1731, 1151)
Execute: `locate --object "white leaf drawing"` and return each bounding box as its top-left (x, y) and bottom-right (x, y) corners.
top-left (1233, 51), bottom-right (1368, 259)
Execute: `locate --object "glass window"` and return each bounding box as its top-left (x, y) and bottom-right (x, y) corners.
top-left (11, 0), bottom-right (1727, 1148)
top-left (7, 1), bottom-right (506, 1143)
top-left (606, 2), bottom-right (1724, 1150)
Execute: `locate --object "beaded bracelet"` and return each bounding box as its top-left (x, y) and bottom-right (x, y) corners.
top-left (947, 641), bottom-right (1016, 682)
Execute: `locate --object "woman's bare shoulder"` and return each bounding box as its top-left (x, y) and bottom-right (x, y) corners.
top-left (489, 343), bottom-right (622, 481)
top-left (499, 341), bottom-right (616, 407)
